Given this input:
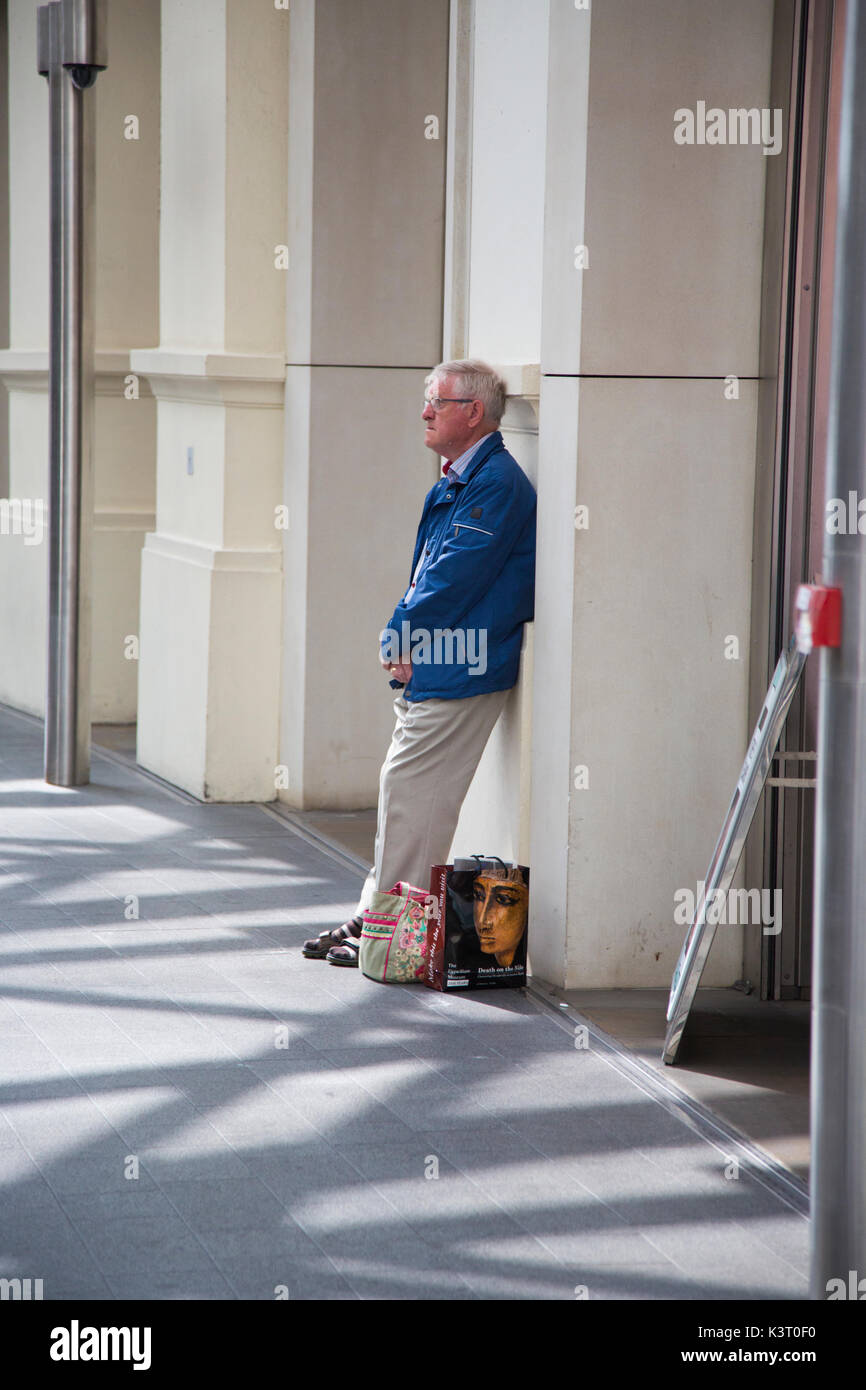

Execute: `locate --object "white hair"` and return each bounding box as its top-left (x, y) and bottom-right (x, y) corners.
top-left (426, 358), bottom-right (507, 427)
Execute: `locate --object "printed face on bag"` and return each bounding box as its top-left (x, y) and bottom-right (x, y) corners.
top-left (472, 874), bottom-right (529, 967)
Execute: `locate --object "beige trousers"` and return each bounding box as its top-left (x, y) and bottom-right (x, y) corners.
top-left (355, 687), bottom-right (511, 915)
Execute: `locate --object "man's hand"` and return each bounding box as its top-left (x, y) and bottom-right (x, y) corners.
top-left (380, 653), bottom-right (412, 684)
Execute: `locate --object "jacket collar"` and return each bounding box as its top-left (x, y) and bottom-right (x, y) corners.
top-left (438, 431), bottom-right (503, 490)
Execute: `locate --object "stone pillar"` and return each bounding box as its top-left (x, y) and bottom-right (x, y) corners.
top-left (0, 0), bottom-right (159, 723)
top-left (132, 0), bottom-right (288, 800)
top-left (530, 0), bottom-right (773, 987)
top-left (280, 0), bottom-right (449, 810)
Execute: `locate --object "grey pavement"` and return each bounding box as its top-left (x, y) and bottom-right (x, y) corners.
top-left (0, 705), bottom-right (809, 1300)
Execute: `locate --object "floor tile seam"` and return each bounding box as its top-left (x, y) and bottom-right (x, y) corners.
top-left (369, 1140), bottom-right (605, 1280)
top-left (526, 986), bottom-right (810, 1220)
top-left (181, 1074), bottom-right (332, 1139)
top-left (166, 1216), bottom-right (301, 1302)
top-left (249, 1165), bottom-right (379, 1292)
top-left (423, 1174), bottom-right (658, 1279)
top-left (628, 1216), bottom-right (810, 1286)
top-left (43, 886), bottom-right (245, 929)
top-left (254, 1069), bottom-right (421, 1141)
top-left (450, 1148), bottom-right (688, 1269)
top-left (179, 959), bottom-right (314, 1029)
top-left (605, 1079), bottom-right (810, 1218)
top-left (0, 940), bottom-right (97, 1061)
top-left (26, 869), bottom-right (150, 910)
top-left (105, 984), bottom-right (287, 1039)
top-left (631, 1140), bottom-right (806, 1217)
top-left (85, 1076), bottom-right (240, 1152)
top-left (34, 980), bottom-right (201, 1068)
top-left (97, 1267), bottom-right (232, 1301)
top-left (53, 956), bottom-right (263, 1057)
top-left (657, 1205), bottom-right (810, 1282)
top-left (0, 1115), bottom-right (146, 1283)
top-left (0, 960), bottom-right (161, 1076)
top-left (0, 931), bottom-right (148, 975)
top-left (151, 1061), bottom-right (387, 1228)
top-left (69, 1084), bottom-right (295, 1287)
top-left (243, 1072), bottom-right (489, 1250)
top-left (60, 1177), bottom-right (220, 1268)
top-left (322, 1152), bottom-right (473, 1264)
top-left (337, 1254), bottom-right (478, 1301)
top-left (619, 1215), bottom-right (746, 1284)
top-left (0, 1032), bottom-right (164, 1111)
top-left (411, 1072), bottom-right (761, 1247)
top-left (257, 802), bottom-right (372, 878)
top-left (86, 741), bottom-right (200, 806)
top-left (33, 956), bottom-right (156, 994)
top-left (26, 1009), bottom-right (196, 1129)
top-left (333, 1049), bottom-right (482, 1127)
top-left (1, 1105), bottom-right (100, 1185)
top-left (400, 985), bottom-right (654, 1193)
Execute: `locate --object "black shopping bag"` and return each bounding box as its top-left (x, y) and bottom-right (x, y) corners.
top-left (425, 855), bottom-right (530, 992)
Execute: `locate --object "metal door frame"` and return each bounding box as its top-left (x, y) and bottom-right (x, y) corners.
top-left (746, 0), bottom-right (844, 1000)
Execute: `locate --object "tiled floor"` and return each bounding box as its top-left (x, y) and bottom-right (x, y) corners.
top-left (1, 707), bottom-right (808, 1299)
top-left (541, 986), bottom-right (811, 1182)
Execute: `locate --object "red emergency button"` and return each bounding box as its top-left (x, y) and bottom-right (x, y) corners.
top-left (795, 583), bottom-right (842, 653)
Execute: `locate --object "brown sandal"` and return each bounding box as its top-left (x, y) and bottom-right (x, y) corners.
top-left (326, 938), bottom-right (360, 967)
top-left (302, 917), bottom-right (362, 959)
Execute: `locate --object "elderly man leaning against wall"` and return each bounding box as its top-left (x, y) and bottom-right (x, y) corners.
top-left (303, 359), bottom-right (537, 965)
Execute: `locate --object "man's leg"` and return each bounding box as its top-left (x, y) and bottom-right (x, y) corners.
top-left (354, 686), bottom-right (511, 915)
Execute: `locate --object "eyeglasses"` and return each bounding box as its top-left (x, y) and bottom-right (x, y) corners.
top-left (423, 396), bottom-right (475, 412)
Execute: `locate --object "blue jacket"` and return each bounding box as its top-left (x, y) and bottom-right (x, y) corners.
top-left (381, 432), bottom-right (536, 701)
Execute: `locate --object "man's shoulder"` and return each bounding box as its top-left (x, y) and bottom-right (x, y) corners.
top-left (466, 440), bottom-right (535, 500)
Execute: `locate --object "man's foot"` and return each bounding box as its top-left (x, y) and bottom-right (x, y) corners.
top-left (326, 938), bottom-right (360, 967)
top-left (302, 917), bottom-right (362, 959)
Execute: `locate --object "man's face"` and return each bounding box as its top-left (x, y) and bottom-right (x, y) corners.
top-left (422, 374), bottom-right (479, 459)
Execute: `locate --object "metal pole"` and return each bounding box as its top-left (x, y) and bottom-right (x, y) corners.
top-left (37, 0), bottom-right (106, 786)
top-left (811, 0), bottom-right (866, 1300)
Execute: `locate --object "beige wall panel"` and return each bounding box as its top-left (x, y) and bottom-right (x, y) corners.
top-left (451, 395), bottom-right (539, 867)
top-left (468, 0), bottom-right (549, 363)
top-left (0, 388), bottom-right (48, 714)
top-left (565, 376), bottom-right (754, 987)
top-left (0, 389), bottom-right (47, 713)
top-left (279, 366), bottom-right (312, 801)
top-left (579, 0), bottom-right (774, 376)
top-left (93, 387), bottom-right (156, 515)
top-left (7, 0), bottom-right (48, 350)
top-left (223, 402), bottom-right (283, 551)
top-left (137, 544), bottom-right (211, 796)
top-left (3, 0), bottom-right (160, 724)
top-left (91, 526), bottom-right (145, 721)
top-left (451, 658), bottom-right (531, 865)
top-left (528, 375), bottom-right (580, 987)
top-left (93, 0), bottom-right (160, 350)
top-left (206, 565), bottom-right (282, 802)
top-left (225, 0), bottom-right (288, 354)
top-left (539, 0), bottom-right (592, 376)
top-left (303, 0), bottom-right (449, 367)
top-left (159, 0), bottom-right (226, 348)
top-left (0, 521), bottom-right (47, 713)
top-left (279, 365), bottom-right (440, 809)
top-left (153, 398), bottom-right (226, 547)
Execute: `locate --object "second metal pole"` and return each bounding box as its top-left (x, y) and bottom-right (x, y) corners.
top-left (811, 0), bottom-right (866, 1301)
top-left (40, 0), bottom-right (102, 786)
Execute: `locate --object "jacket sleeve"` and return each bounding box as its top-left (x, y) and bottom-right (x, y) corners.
top-left (379, 484), bottom-right (436, 658)
top-left (383, 468), bottom-right (536, 641)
